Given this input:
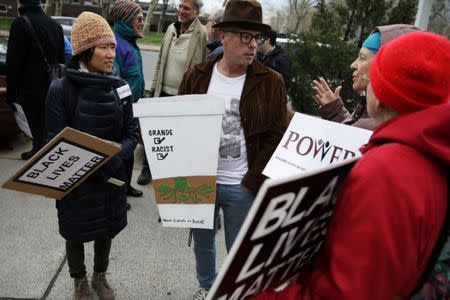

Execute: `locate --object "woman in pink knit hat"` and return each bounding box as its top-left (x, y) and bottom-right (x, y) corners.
top-left (254, 31), bottom-right (450, 300)
top-left (45, 12), bottom-right (139, 300)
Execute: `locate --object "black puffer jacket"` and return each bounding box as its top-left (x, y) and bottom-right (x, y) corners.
top-left (257, 44), bottom-right (292, 88)
top-left (46, 68), bottom-right (139, 242)
top-left (6, 5), bottom-right (65, 105)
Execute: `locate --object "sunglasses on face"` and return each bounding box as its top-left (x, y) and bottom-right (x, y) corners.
top-left (225, 31), bottom-right (266, 45)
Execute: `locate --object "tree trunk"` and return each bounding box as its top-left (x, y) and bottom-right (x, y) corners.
top-left (343, 8), bottom-right (355, 41)
top-left (157, 0), bottom-right (168, 33)
top-left (101, 0), bottom-right (112, 19)
top-left (143, 0), bottom-right (158, 35)
top-left (55, 0), bottom-right (63, 16)
top-left (44, 0), bottom-right (54, 15)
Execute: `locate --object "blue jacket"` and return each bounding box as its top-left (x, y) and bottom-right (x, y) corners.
top-left (113, 21), bottom-right (145, 102)
top-left (46, 68), bottom-right (139, 242)
top-left (206, 39), bottom-right (223, 59)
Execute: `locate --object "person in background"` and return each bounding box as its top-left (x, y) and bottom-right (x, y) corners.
top-left (254, 31), bottom-right (450, 300)
top-left (63, 35), bottom-right (73, 63)
top-left (109, 0), bottom-right (145, 203)
top-left (312, 24), bottom-right (420, 130)
top-left (206, 8), bottom-right (224, 58)
top-left (178, 0), bottom-right (287, 298)
top-left (138, 0), bottom-right (207, 185)
top-left (257, 29), bottom-right (292, 88)
top-left (5, 0), bottom-right (64, 159)
top-left (45, 12), bottom-right (139, 300)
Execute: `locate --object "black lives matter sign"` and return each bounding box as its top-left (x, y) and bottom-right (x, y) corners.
top-left (207, 158), bottom-right (358, 300)
top-left (2, 127), bottom-right (120, 199)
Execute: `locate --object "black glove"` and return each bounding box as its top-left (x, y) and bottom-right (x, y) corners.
top-left (92, 155), bottom-right (123, 182)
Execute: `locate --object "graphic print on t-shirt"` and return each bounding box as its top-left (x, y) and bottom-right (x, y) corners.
top-left (220, 98), bottom-right (241, 159)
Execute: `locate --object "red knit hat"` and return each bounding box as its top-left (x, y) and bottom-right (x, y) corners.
top-left (369, 32), bottom-right (450, 113)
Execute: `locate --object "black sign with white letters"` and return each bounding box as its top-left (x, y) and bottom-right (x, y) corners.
top-left (207, 158), bottom-right (358, 300)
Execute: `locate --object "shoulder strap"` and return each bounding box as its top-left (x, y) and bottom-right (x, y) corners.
top-left (22, 16), bottom-right (51, 70)
top-left (63, 77), bottom-right (77, 127)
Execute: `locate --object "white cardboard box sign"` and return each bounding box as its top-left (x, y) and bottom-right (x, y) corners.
top-left (263, 112), bottom-right (372, 179)
top-left (2, 127), bottom-right (121, 200)
top-left (134, 94), bottom-right (225, 229)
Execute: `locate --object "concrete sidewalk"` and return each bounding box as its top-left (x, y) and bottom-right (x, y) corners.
top-left (0, 135), bottom-right (226, 299)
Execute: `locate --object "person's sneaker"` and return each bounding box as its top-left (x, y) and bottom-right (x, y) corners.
top-left (193, 287), bottom-right (209, 300)
top-left (73, 276), bottom-right (92, 300)
top-left (137, 167), bottom-right (152, 185)
top-left (21, 149), bottom-right (35, 160)
top-left (127, 186), bottom-right (143, 197)
top-left (91, 272), bottom-right (115, 300)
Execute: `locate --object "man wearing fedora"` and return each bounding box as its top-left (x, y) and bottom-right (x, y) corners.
top-left (178, 0), bottom-right (288, 298)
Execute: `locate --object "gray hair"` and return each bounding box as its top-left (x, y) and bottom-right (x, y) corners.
top-left (192, 0), bottom-right (204, 13)
top-left (208, 8), bottom-right (223, 22)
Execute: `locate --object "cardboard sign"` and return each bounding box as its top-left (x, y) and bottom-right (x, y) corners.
top-left (2, 127), bottom-right (121, 199)
top-left (207, 158), bottom-right (358, 300)
top-left (263, 112), bottom-right (371, 179)
top-left (134, 94), bottom-right (224, 229)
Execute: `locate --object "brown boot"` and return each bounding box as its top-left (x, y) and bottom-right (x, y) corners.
top-left (91, 272), bottom-right (115, 300)
top-left (73, 276), bottom-right (92, 300)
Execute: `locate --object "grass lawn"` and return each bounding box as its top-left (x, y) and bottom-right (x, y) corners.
top-left (0, 18), bottom-right (12, 31)
top-left (139, 31), bottom-right (164, 46)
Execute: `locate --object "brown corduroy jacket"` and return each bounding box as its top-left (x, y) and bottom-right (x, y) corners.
top-left (179, 55), bottom-right (288, 193)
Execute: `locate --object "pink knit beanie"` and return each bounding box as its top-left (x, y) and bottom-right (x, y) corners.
top-left (369, 32), bottom-right (450, 113)
top-left (71, 12), bottom-right (116, 56)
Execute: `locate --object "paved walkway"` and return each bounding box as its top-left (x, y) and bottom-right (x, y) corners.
top-left (0, 135), bottom-right (226, 299)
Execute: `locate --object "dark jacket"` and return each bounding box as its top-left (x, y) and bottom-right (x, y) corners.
top-left (6, 5), bottom-right (65, 106)
top-left (46, 68), bottom-right (139, 242)
top-left (319, 95), bottom-right (377, 130)
top-left (257, 44), bottom-right (292, 88)
top-left (179, 55), bottom-right (288, 193)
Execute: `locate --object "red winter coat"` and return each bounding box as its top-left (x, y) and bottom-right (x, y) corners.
top-left (254, 103), bottom-right (449, 299)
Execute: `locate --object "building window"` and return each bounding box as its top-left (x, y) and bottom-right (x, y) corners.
top-left (0, 4), bottom-right (7, 13)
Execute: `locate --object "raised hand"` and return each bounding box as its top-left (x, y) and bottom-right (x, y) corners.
top-left (312, 77), bottom-right (342, 106)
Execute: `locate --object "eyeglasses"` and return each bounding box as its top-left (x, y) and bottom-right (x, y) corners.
top-left (225, 31), bottom-right (265, 45)
top-left (135, 16), bottom-right (144, 22)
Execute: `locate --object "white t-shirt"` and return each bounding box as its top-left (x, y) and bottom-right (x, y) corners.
top-left (207, 62), bottom-right (248, 184)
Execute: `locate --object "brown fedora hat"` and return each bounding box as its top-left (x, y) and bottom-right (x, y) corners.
top-left (213, 0), bottom-right (271, 32)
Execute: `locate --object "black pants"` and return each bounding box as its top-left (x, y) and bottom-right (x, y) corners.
top-left (22, 99), bottom-right (46, 152)
top-left (126, 155), bottom-right (134, 189)
top-left (66, 238), bottom-right (112, 279)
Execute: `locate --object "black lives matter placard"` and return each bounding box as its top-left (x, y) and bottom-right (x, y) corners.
top-left (2, 127), bottom-right (120, 199)
top-left (206, 158), bottom-right (358, 300)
